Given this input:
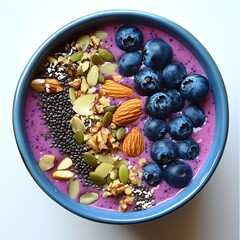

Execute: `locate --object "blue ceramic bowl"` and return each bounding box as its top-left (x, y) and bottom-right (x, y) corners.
top-left (13, 10), bottom-right (228, 224)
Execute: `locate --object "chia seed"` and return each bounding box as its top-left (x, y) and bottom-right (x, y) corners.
top-left (132, 185), bottom-right (155, 211)
top-left (38, 86), bottom-right (93, 183)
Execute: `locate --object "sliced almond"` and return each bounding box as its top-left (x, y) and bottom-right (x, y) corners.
top-left (57, 157), bottom-right (73, 170)
top-left (52, 170), bottom-right (74, 180)
top-left (39, 154), bottom-right (55, 171)
top-left (30, 79), bottom-right (45, 93)
top-left (68, 178), bottom-right (80, 199)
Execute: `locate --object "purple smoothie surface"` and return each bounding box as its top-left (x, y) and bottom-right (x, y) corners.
top-left (25, 23), bottom-right (215, 211)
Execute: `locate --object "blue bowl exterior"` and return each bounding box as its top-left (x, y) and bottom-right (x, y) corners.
top-left (13, 10), bottom-right (228, 224)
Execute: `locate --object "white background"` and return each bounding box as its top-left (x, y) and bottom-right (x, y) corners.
top-left (0, 0), bottom-right (239, 239)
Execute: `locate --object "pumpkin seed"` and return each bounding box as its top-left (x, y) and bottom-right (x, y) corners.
top-left (82, 61), bottom-right (90, 72)
top-left (72, 94), bottom-right (95, 115)
top-left (75, 129), bottom-right (84, 144)
top-left (110, 168), bottom-right (118, 180)
top-left (70, 116), bottom-right (86, 133)
top-left (76, 65), bottom-right (84, 76)
top-left (99, 48), bottom-right (115, 62)
top-left (95, 162), bottom-right (114, 177)
top-left (68, 178), bottom-right (80, 199)
top-left (115, 159), bottom-right (128, 169)
top-left (100, 63), bottom-right (117, 75)
top-left (80, 192), bottom-right (99, 205)
top-left (93, 30), bottom-right (108, 39)
top-left (89, 172), bottom-right (106, 185)
top-left (87, 65), bottom-right (99, 87)
top-left (106, 175), bottom-right (113, 184)
top-left (116, 127), bottom-right (126, 140)
top-left (119, 165), bottom-right (129, 184)
top-left (91, 53), bottom-right (104, 65)
top-left (97, 154), bottom-right (115, 164)
top-left (98, 73), bottom-right (105, 84)
top-left (76, 35), bottom-right (90, 52)
top-left (69, 51), bottom-right (83, 62)
top-left (83, 152), bottom-right (98, 168)
top-left (104, 105), bottom-right (117, 113)
top-left (69, 87), bottom-right (76, 104)
top-left (102, 111), bottom-right (113, 127)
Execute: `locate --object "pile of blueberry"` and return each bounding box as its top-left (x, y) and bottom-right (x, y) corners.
top-left (115, 25), bottom-right (209, 188)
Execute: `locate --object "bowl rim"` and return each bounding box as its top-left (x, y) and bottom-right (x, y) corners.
top-left (13, 9), bottom-right (229, 224)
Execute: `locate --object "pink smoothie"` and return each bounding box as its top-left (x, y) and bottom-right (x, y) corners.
top-left (25, 23), bottom-right (215, 211)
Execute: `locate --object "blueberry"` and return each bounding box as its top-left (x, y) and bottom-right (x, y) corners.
top-left (162, 62), bottom-right (187, 89)
top-left (144, 118), bottom-right (166, 141)
top-left (134, 67), bottom-right (163, 96)
top-left (178, 139), bottom-right (200, 160)
top-left (180, 74), bottom-right (209, 102)
top-left (164, 161), bottom-right (193, 188)
top-left (143, 162), bottom-right (164, 186)
top-left (182, 104), bottom-right (206, 127)
top-left (118, 52), bottom-right (142, 77)
top-left (150, 139), bottom-right (178, 166)
top-left (115, 25), bottom-right (143, 52)
top-left (143, 38), bottom-right (173, 70)
top-left (168, 115), bottom-right (193, 140)
top-left (145, 92), bottom-right (173, 119)
top-left (165, 89), bottom-right (185, 113)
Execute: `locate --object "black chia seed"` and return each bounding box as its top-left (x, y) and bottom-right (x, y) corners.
top-left (38, 86), bottom-right (93, 182)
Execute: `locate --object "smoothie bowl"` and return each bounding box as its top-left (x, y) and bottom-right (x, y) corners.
top-left (13, 10), bottom-right (228, 224)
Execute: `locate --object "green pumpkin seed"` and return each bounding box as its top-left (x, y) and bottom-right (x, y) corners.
top-left (115, 159), bottom-right (128, 169)
top-left (99, 48), bottom-right (115, 62)
top-left (92, 53), bottom-right (104, 65)
top-left (95, 162), bottom-right (114, 177)
top-left (102, 111), bottom-right (113, 127)
top-left (104, 105), bottom-right (117, 113)
top-left (119, 164), bottom-right (129, 185)
top-left (87, 65), bottom-right (99, 87)
top-left (76, 65), bottom-right (84, 76)
top-left (70, 116), bottom-right (86, 133)
top-left (83, 152), bottom-right (98, 168)
top-left (76, 35), bottom-right (90, 52)
top-left (75, 129), bottom-right (84, 144)
top-left (69, 51), bottom-right (83, 62)
top-left (69, 87), bottom-right (76, 104)
top-left (80, 192), bottom-right (99, 205)
top-left (93, 30), bottom-right (108, 39)
top-left (106, 175), bottom-right (113, 184)
top-left (98, 73), bottom-right (105, 84)
top-left (72, 94), bottom-right (95, 115)
top-left (116, 127), bottom-right (126, 140)
top-left (89, 172), bottom-right (106, 185)
top-left (110, 168), bottom-right (118, 180)
top-left (100, 63), bottom-right (117, 75)
top-left (68, 178), bottom-right (80, 199)
top-left (97, 154), bottom-right (115, 164)
top-left (111, 129), bottom-right (117, 136)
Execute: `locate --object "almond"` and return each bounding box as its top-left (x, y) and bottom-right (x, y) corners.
top-left (30, 78), bottom-right (64, 93)
top-left (122, 126), bottom-right (144, 157)
top-left (113, 98), bottom-right (143, 126)
top-left (101, 80), bottom-right (133, 98)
